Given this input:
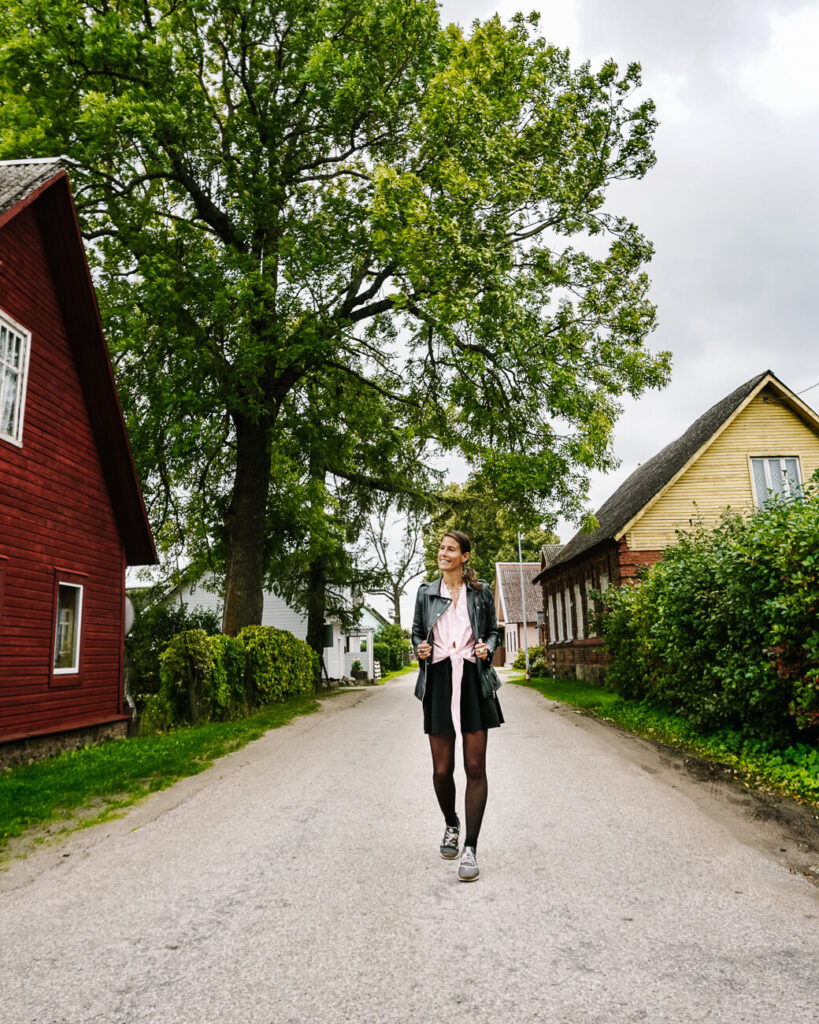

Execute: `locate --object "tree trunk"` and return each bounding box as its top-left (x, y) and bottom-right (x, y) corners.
top-left (222, 412), bottom-right (272, 636)
top-left (391, 585), bottom-right (402, 626)
top-left (305, 553), bottom-right (327, 670)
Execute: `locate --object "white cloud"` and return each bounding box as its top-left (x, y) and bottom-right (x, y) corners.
top-left (739, 5), bottom-right (819, 117)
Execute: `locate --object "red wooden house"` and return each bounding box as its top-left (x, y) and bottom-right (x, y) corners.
top-left (0, 159), bottom-right (156, 764)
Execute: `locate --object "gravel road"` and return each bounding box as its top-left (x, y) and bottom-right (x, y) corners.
top-left (1, 674), bottom-right (817, 1024)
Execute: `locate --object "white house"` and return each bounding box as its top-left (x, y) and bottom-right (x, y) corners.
top-left (164, 577), bottom-right (380, 679)
top-left (493, 562), bottom-right (545, 666)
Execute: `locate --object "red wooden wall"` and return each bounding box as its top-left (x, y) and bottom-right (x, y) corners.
top-left (0, 204), bottom-right (127, 742)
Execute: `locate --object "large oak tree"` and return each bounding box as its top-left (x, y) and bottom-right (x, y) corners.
top-left (0, 0), bottom-right (670, 637)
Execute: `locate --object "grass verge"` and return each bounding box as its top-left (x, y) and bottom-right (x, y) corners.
top-left (509, 673), bottom-right (819, 806)
top-left (0, 693), bottom-right (320, 857)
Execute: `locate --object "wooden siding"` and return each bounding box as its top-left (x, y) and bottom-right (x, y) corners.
top-left (625, 386), bottom-right (819, 551)
top-left (0, 205), bottom-right (127, 742)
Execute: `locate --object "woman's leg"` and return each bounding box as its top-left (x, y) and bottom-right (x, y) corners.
top-left (462, 729), bottom-right (488, 850)
top-left (428, 733), bottom-right (458, 827)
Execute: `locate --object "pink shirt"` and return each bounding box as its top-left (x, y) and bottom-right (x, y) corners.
top-left (432, 578), bottom-right (476, 740)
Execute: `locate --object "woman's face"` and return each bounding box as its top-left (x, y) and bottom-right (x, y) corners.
top-left (437, 535), bottom-right (469, 574)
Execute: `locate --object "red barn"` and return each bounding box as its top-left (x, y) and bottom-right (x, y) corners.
top-left (0, 159), bottom-right (156, 764)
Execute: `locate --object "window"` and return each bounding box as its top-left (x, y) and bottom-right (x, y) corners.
top-left (750, 457), bottom-right (802, 507)
top-left (563, 586), bottom-right (573, 641)
top-left (574, 583), bottom-right (585, 640)
top-left (0, 310), bottom-right (30, 445)
top-left (584, 579), bottom-right (597, 638)
top-left (54, 582), bottom-right (83, 673)
top-left (548, 593), bottom-right (556, 645)
top-left (555, 591), bottom-right (564, 642)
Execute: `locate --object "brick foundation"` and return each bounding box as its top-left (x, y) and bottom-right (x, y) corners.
top-left (0, 719), bottom-right (129, 770)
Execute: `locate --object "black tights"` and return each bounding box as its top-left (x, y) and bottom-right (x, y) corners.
top-left (429, 730), bottom-right (488, 850)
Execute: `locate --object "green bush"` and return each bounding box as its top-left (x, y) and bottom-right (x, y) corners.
top-left (155, 626), bottom-right (316, 728)
top-left (237, 625), bottom-right (316, 705)
top-left (125, 599), bottom-right (220, 710)
top-left (511, 644), bottom-right (550, 674)
top-left (373, 642), bottom-right (391, 671)
top-left (598, 484), bottom-right (819, 737)
top-left (375, 623), bottom-right (410, 670)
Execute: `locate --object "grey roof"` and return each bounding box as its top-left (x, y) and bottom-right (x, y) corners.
top-left (496, 562), bottom-right (543, 624)
top-left (0, 158), bottom-right (64, 218)
top-left (540, 544), bottom-right (563, 567)
top-left (540, 370), bottom-right (773, 574)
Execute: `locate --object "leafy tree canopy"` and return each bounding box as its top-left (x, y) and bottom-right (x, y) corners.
top-left (0, 0), bottom-right (669, 638)
top-left (423, 475), bottom-right (561, 586)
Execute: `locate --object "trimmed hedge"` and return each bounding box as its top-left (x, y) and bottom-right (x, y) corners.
top-left (596, 486), bottom-right (819, 738)
top-left (373, 642), bottom-right (391, 672)
top-left (147, 626), bottom-right (318, 730)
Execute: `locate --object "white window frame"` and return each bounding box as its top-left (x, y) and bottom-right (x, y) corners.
top-left (555, 591), bottom-right (564, 642)
top-left (0, 309), bottom-right (31, 447)
top-left (750, 456), bottom-right (802, 508)
top-left (548, 593), bottom-right (556, 644)
top-left (563, 586), bottom-right (573, 641)
top-left (574, 583), bottom-right (585, 640)
top-left (53, 582), bottom-right (83, 674)
top-left (584, 579), bottom-right (597, 638)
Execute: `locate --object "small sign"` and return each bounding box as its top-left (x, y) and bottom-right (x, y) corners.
top-left (373, 661), bottom-right (382, 680)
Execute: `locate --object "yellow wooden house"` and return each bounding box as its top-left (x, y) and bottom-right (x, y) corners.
top-left (533, 371), bottom-right (819, 679)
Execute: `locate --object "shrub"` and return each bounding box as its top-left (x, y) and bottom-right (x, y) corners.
top-left (155, 626), bottom-right (316, 728)
top-left (598, 484), bottom-right (819, 736)
top-left (375, 623), bottom-right (411, 670)
top-left (351, 659), bottom-right (363, 674)
top-left (125, 600), bottom-right (220, 710)
top-left (511, 644), bottom-right (550, 674)
top-left (237, 625), bottom-right (316, 705)
top-left (373, 642), bottom-right (391, 671)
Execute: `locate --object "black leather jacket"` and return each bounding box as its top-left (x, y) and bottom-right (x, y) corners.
top-left (411, 577), bottom-right (501, 701)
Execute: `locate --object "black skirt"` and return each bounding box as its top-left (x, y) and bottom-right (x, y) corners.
top-left (423, 657), bottom-right (504, 735)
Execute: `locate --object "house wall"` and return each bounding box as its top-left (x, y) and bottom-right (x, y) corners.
top-left (0, 205), bottom-right (127, 743)
top-left (175, 580), bottom-right (349, 678)
top-left (626, 387), bottom-right (819, 550)
top-left (537, 540), bottom-right (663, 681)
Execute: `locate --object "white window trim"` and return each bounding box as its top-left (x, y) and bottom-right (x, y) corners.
top-left (749, 456), bottom-right (803, 507)
top-left (54, 582), bottom-right (83, 674)
top-left (0, 308), bottom-right (31, 447)
top-left (584, 579), bottom-right (597, 638)
top-left (574, 582), bottom-right (585, 640)
top-left (555, 591), bottom-right (564, 643)
top-left (548, 593), bottom-right (556, 644)
top-left (563, 586), bottom-right (573, 641)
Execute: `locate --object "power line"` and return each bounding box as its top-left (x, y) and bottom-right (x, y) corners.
top-left (797, 381), bottom-right (819, 395)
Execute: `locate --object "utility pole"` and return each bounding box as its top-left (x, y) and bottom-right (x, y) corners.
top-left (517, 530), bottom-right (530, 682)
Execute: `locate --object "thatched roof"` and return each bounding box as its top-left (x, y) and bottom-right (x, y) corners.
top-left (536, 371), bottom-right (774, 577)
top-left (495, 562), bottom-right (543, 624)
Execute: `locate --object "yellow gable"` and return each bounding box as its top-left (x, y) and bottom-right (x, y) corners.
top-left (622, 383), bottom-right (819, 551)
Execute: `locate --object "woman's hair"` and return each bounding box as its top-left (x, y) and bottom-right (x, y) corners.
top-left (441, 530), bottom-right (483, 590)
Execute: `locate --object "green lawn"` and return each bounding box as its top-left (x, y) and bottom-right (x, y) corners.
top-left (508, 672), bottom-right (819, 806)
top-left (0, 693), bottom-right (320, 856)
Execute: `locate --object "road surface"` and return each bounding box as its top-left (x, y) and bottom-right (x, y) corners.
top-left (1, 674), bottom-right (817, 1023)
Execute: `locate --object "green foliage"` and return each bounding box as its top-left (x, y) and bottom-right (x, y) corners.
top-left (423, 475), bottom-right (561, 585)
top-left (375, 623), bottom-right (410, 670)
top-left (125, 598), bottom-right (220, 709)
top-left (0, 0), bottom-right (668, 633)
top-left (155, 626), bottom-right (316, 727)
top-left (597, 485), bottom-right (819, 735)
top-left (511, 644), bottom-right (551, 674)
top-left (351, 659), bottom-right (363, 674)
top-left (236, 626), bottom-right (317, 705)
top-left (373, 642), bottom-right (391, 670)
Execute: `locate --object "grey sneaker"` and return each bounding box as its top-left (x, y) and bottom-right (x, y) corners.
top-left (458, 845), bottom-right (479, 881)
top-left (440, 822), bottom-right (460, 860)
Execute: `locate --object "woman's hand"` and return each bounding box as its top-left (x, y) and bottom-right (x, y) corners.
top-left (417, 641), bottom-right (431, 660)
top-left (475, 638), bottom-right (489, 660)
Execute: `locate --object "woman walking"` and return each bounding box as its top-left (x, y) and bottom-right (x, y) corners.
top-left (411, 530), bottom-right (503, 881)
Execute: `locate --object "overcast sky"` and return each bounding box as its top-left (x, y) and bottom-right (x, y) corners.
top-left (385, 0), bottom-right (819, 624)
